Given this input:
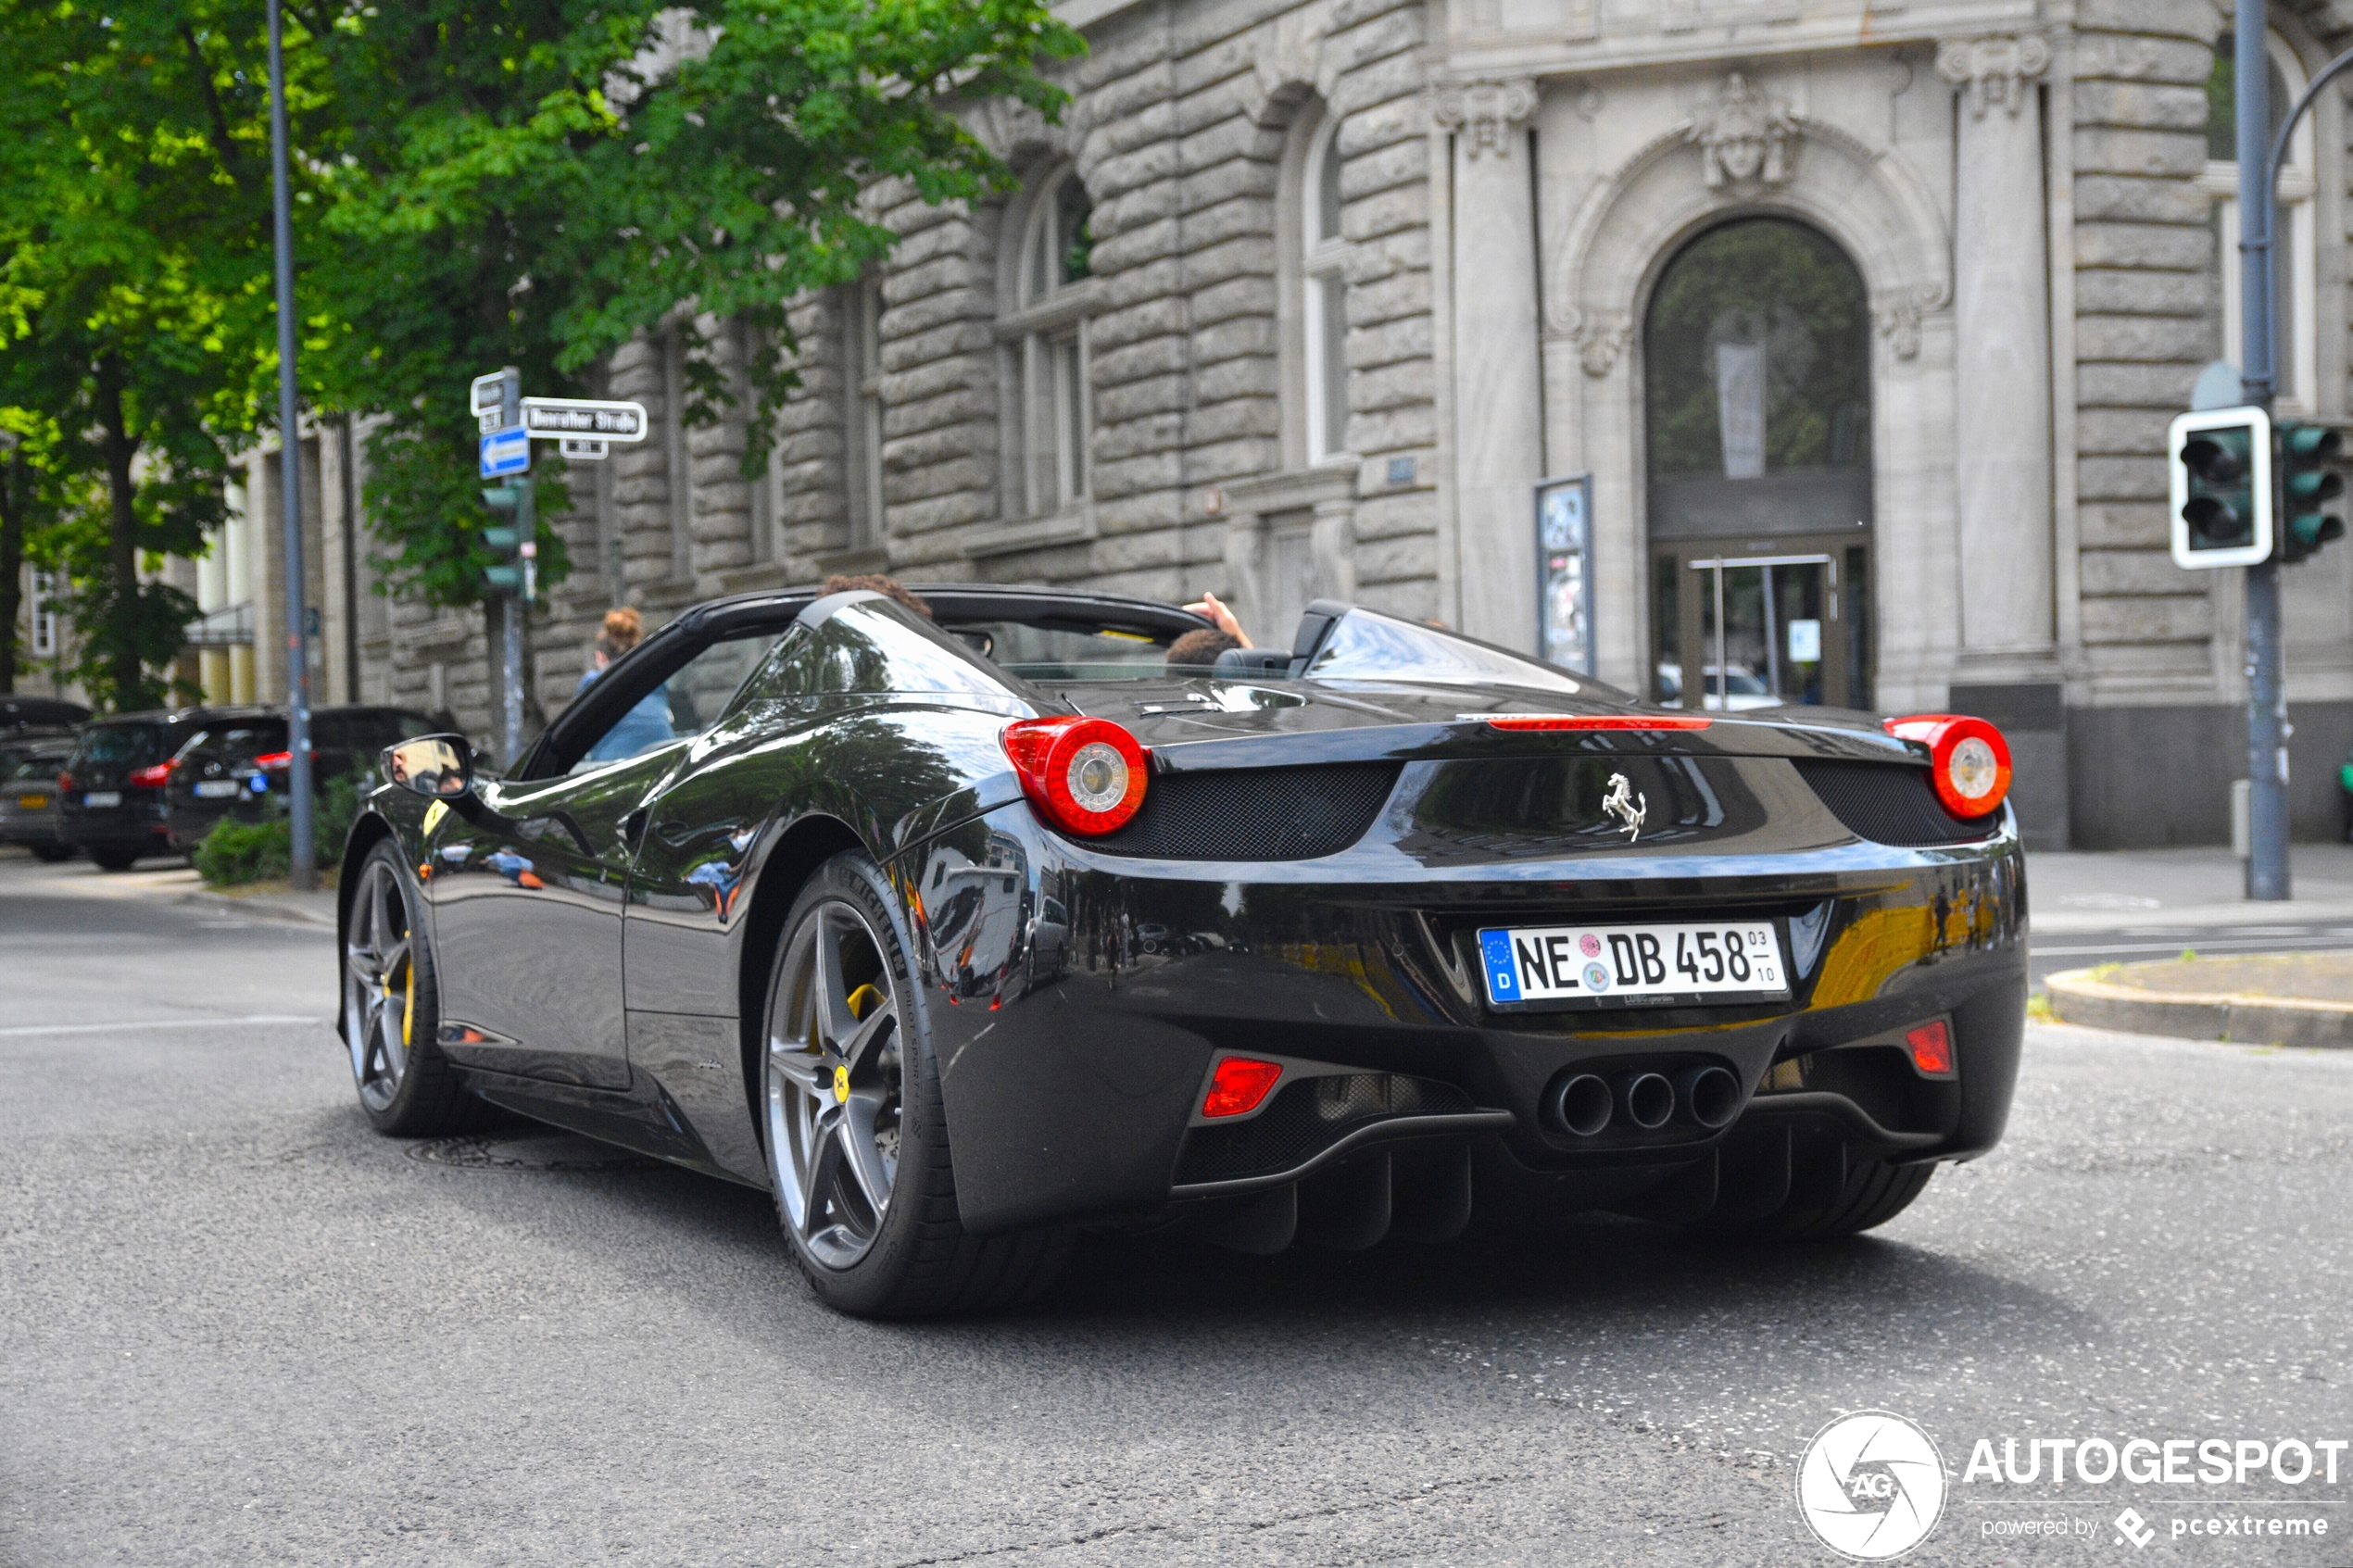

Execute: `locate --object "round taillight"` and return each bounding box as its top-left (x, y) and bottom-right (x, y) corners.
top-left (1883, 713), bottom-right (2013, 820)
top-left (1000, 717), bottom-right (1148, 836)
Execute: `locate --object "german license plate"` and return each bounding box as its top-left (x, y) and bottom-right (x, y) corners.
top-left (1478, 921), bottom-right (1790, 1010)
top-left (83, 791), bottom-right (120, 808)
top-left (194, 780), bottom-right (241, 798)
top-left (17, 794), bottom-right (47, 809)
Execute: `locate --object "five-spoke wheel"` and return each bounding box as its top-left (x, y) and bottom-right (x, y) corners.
top-left (344, 850), bottom-right (416, 1115)
top-left (766, 896), bottom-right (903, 1270)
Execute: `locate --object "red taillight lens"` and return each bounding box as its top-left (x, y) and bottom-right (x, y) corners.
top-left (1905, 1020), bottom-right (1955, 1077)
top-left (1202, 1057), bottom-right (1283, 1118)
top-left (127, 759), bottom-right (176, 788)
top-left (56, 771), bottom-right (73, 793)
top-left (1479, 714), bottom-right (1712, 731)
top-left (1000, 716), bottom-right (1148, 836)
top-left (1882, 713), bottom-right (2012, 820)
top-left (250, 751), bottom-right (293, 770)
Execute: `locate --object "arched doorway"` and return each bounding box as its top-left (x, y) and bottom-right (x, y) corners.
top-left (1643, 218), bottom-right (1873, 710)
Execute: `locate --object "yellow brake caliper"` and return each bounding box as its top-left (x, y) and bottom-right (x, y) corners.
top-left (837, 984), bottom-right (884, 1103)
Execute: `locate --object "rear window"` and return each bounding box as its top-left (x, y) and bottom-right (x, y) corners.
top-left (311, 710), bottom-right (436, 750)
top-left (178, 722), bottom-right (289, 765)
top-left (4, 751), bottom-right (67, 784)
top-left (71, 724), bottom-right (167, 770)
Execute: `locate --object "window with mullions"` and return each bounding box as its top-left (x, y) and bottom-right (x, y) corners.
top-left (1000, 169), bottom-right (1096, 517)
top-left (845, 277), bottom-right (887, 546)
top-left (2204, 31), bottom-right (2319, 410)
top-left (1302, 119), bottom-right (1351, 463)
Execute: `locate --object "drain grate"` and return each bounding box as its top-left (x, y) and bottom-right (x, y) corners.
top-left (406, 1133), bottom-right (653, 1173)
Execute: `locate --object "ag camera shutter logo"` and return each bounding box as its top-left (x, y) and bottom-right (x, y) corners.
top-left (1796, 1411), bottom-right (1948, 1560)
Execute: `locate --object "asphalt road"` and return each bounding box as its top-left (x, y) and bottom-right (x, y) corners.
top-left (4, 851), bottom-right (2350, 1567)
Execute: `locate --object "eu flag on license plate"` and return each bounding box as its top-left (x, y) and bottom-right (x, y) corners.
top-left (1478, 929), bottom-right (1521, 1002)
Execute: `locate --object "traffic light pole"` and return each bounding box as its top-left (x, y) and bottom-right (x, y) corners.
top-left (2237, 0), bottom-right (2289, 900)
top-left (495, 370), bottom-right (526, 769)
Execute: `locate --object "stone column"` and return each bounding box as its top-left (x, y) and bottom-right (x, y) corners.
top-left (1435, 78), bottom-right (1542, 650)
top-left (1938, 34), bottom-right (2055, 664)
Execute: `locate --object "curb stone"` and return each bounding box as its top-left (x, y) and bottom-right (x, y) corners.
top-left (179, 887), bottom-right (338, 930)
top-left (2045, 966), bottom-right (2353, 1048)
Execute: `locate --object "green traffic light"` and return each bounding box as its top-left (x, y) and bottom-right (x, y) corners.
top-left (481, 485), bottom-right (525, 509)
top-left (483, 526), bottom-right (521, 550)
top-left (484, 565), bottom-right (524, 591)
top-left (2275, 420), bottom-right (2346, 562)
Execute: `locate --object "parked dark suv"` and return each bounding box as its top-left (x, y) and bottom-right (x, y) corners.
top-left (162, 705), bottom-right (442, 849)
top-left (58, 708), bottom-right (268, 869)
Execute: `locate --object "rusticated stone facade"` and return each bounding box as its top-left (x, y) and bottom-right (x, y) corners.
top-left (160, 0), bottom-right (2353, 850)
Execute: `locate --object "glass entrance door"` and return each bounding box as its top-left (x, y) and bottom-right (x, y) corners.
top-left (1652, 540), bottom-right (1871, 711)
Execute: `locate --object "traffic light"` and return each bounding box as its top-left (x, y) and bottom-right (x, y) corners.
top-left (2275, 420), bottom-right (2346, 562)
top-left (481, 483), bottom-right (535, 599)
top-left (2169, 406), bottom-right (2272, 569)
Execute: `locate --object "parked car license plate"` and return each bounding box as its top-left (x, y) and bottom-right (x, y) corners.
top-left (193, 780), bottom-right (242, 798)
top-left (18, 793), bottom-right (47, 809)
top-left (1478, 921), bottom-right (1790, 1010)
top-left (83, 791), bottom-right (120, 808)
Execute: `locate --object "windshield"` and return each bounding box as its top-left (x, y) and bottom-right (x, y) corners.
top-left (1304, 608), bottom-right (1590, 695)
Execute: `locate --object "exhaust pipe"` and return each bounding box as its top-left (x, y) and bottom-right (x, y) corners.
top-left (1549, 1073), bottom-right (1614, 1137)
top-left (1616, 1072), bottom-right (1674, 1131)
top-left (1675, 1064), bottom-right (1740, 1130)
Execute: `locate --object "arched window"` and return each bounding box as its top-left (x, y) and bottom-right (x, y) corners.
top-left (1302, 119), bottom-right (1350, 463)
top-left (1644, 217), bottom-right (1873, 711)
top-left (2204, 31), bottom-right (2318, 410)
top-left (1001, 168), bottom-right (1095, 516)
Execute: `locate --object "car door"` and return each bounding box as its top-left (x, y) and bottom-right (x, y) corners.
top-left (425, 627), bottom-right (787, 1088)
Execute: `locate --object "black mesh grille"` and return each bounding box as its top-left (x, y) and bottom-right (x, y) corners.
top-left (1088, 762), bottom-right (1400, 860)
top-left (1794, 759), bottom-right (2002, 847)
top-left (1174, 1073), bottom-right (1474, 1184)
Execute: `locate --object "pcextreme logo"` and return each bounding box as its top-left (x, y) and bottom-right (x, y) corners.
top-left (1797, 1410), bottom-right (1949, 1561)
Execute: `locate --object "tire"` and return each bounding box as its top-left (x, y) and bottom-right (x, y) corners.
top-left (87, 845), bottom-right (139, 872)
top-left (29, 842), bottom-right (75, 863)
top-left (1719, 1159), bottom-right (1933, 1242)
top-left (341, 839), bottom-right (485, 1136)
top-left (759, 849), bottom-right (1068, 1318)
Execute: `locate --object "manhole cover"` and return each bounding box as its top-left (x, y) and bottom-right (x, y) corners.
top-left (407, 1133), bottom-right (653, 1173)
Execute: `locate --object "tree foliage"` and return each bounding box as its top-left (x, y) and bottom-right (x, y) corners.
top-left (309, 0), bottom-right (1083, 609)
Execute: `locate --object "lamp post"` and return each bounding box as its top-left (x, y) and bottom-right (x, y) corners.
top-left (266, 0), bottom-right (314, 891)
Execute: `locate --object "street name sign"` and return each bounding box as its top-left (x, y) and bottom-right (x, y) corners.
top-left (520, 397), bottom-right (648, 441)
top-left (479, 425), bottom-right (531, 480)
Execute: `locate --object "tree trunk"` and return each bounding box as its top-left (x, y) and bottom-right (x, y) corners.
top-left (94, 354), bottom-right (145, 709)
top-left (0, 458), bottom-right (23, 693)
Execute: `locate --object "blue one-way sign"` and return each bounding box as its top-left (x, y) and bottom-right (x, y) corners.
top-left (479, 425), bottom-right (531, 480)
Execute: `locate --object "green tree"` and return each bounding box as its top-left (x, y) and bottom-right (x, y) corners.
top-left (0, 0), bottom-right (296, 709)
top-left (308, 0), bottom-right (1083, 614)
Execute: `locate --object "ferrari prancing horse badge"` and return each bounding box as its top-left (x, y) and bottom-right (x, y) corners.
top-left (1602, 772), bottom-right (1646, 843)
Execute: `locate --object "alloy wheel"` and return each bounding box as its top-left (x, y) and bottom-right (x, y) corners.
top-left (766, 898), bottom-right (904, 1270)
top-left (342, 856), bottom-right (415, 1113)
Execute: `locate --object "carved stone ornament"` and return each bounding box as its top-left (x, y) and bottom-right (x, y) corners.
top-left (1686, 73), bottom-right (1797, 189)
top-left (1432, 78), bottom-right (1540, 160)
top-left (1934, 34), bottom-right (2051, 119)
top-left (1871, 282), bottom-right (1948, 361)
top-left (1560, 307), bottom-right (1633, 377)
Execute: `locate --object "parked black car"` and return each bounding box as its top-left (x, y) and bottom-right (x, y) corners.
top-left (0, 739), bottom-right (77, 860)
top-left (341, 584), bottom-right (2026, 1319)
top-left (58, 707), bottom-right (268, 869)
top-left (162, 705), bottom-right (443, 848)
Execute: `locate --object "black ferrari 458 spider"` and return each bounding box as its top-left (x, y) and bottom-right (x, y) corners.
top-left (342, 583), bottom-right (2024, 1317)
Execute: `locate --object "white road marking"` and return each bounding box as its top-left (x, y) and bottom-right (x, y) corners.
top-left (0, 1015), bottom-right (328, 1038)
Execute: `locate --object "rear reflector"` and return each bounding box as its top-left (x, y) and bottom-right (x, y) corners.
top-left (1473, 714), bottom-right (1713, 731)
top-left (1202, 1057), bottom-right (1283, 1118)
top-left (1905, 1020), bottom-right (1955, 1077)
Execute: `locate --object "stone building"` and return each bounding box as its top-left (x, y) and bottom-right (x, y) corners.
top-left (62, 0), bottom-right (2353, 849)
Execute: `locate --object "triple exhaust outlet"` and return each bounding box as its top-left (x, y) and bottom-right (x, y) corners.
top-left (1548, 1065), bottom-right (1739, 1137)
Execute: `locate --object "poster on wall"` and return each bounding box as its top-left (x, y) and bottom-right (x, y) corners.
top-left (1535, 473), bottom-right (1594, 675)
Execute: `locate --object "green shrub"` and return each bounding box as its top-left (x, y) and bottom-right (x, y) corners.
top-left (191, 768), bottom-right (369, 887)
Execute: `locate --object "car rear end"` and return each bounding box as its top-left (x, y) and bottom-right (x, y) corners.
top-left (0, 744), bottom-right (76, 858)
top-left (914, 693), bottom-right (2025, 1248)
top-left (59, 716), bottom-right (201, 866)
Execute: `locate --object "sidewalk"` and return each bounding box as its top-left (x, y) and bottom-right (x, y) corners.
top-left (2028, 842), bottom-right (2353, 933)
top-left (0, 849), bottom-right (336, 928)
top-left (2046, 950), bottom-right (2353, 1047)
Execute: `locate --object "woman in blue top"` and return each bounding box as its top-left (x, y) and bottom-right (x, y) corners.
top-left (577, 608), bottom-right (677, 763)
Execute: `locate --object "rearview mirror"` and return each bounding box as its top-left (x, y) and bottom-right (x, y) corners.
top-left (383, 734), bottom-right (475, 798)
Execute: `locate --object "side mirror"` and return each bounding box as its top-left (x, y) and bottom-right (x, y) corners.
top-left (382, 734), bottom-right (475, 798)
